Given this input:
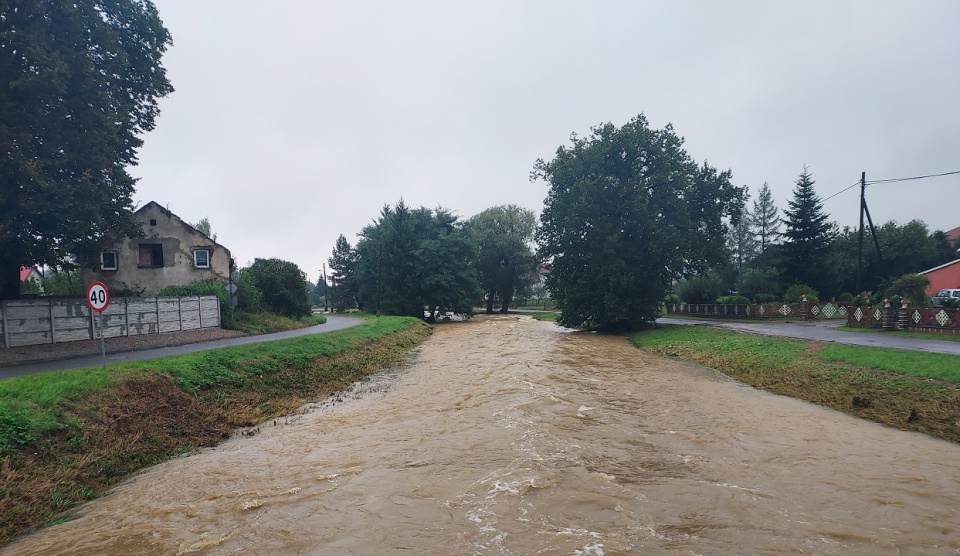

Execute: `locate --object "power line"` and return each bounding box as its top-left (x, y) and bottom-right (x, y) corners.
top-left (866, 170), bottom-right (960, 185)
top-left (822, 180), bottom-right (862, 203)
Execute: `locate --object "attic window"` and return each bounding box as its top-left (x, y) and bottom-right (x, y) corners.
top-left (194, 249), bottom-right (210, 268)
top-left (149, 219), bottom-right (157, 226)
top-left (138, 243), bottom-right (164, 268)
top-left (100, 252), bottom-right (118, 271)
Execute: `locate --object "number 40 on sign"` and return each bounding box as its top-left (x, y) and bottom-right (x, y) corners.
top-left (87, 282), bottom-right (110, 312)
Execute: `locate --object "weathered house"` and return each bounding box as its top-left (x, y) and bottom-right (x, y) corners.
top-left (82, 202), bottom-right (231, 295)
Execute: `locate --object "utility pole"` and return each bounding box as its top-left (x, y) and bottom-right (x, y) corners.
top-left (322, 263), bottom-right (328, 313)
top-left (857, 172), bottom-right (866, 292)
top-left (856, 171), bottom-right (885, 294)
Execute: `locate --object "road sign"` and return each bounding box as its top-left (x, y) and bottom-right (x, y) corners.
top-left (86, 282), bottom-right (110, 312)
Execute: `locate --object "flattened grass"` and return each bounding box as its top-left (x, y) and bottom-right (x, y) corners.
top-left (631, 325), bottom-right (960, 443)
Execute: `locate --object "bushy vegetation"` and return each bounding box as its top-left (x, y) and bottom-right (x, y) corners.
top-left (239, 258), bottom-right (312, 318)
top-left (676, 274), bottom-right (723, 304)
top-left (782, 284), bottom-right (819, 303)
top-left (717, 295), bottom-right (751, 305)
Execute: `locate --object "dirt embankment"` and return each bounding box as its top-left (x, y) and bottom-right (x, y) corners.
top-left (0, 322), bottom-right (431, 545)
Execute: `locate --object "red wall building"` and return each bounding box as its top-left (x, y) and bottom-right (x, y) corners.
top-left (921, 259), bottom-right (960, 295)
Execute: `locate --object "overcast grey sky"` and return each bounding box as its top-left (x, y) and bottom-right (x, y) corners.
top-left (133, 1), bottom-right (960, 283)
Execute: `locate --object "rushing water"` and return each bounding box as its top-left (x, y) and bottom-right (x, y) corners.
top-left (6, 315), bottom-right (960, 555)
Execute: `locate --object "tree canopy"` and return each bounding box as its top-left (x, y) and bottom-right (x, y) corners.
top-left (0, 0), bottom-right (174, 299)
top-left (355, 201), bottom-right (480, 320)
top-left (243, 258), bottom-right (312, 318)
top-left (467, 205), bottom-right (537, 314)
top-left (534, 114), bottom-right (744, 332)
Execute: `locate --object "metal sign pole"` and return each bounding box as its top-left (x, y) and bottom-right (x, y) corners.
top-left (99, 312), bottom-right (107, 372)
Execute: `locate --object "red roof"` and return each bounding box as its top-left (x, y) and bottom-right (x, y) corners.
top-left (19, 265), bottom-right (39, 281)
top-left (946, 226), bottom-right (960, 244)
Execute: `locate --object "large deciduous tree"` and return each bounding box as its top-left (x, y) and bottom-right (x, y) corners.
top-left (534, 115), bottom-right (744, 332)
top-left (355, 201), bottom-right (479, 321)
top-left (780, 168), bottom-right (836, 295)
top-left (467, 205), bottom-right (537, 314)
top-left (0, 0), bottom-right (173, 299)
top-left (243, 258), bottom-right (312, 318)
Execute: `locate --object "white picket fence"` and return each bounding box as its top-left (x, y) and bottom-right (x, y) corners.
top-left (0, 296), bottom-right (221, 348)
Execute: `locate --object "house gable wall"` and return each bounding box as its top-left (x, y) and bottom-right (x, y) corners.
top-left (82, 202), bottom-right (231, 296)
top-left (922, 259), bottom-right (960, 295)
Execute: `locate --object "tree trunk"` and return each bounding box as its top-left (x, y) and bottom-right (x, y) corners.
top-left (0, 255), bottom-right (22, 300)
top-left (499, 288), bottom-right (513, 314)
top-left (486, 291), bottom-right (494, 314)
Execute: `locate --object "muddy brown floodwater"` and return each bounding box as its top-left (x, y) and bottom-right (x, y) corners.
top-left (6, 315), bottom-right (960, 555)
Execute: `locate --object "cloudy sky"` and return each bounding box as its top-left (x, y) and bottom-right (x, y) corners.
top-left (133, 1), bottom-right (960, 283)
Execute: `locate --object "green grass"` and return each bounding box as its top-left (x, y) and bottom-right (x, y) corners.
top-left (1, 316), bottom-right (430, 544)
top-left (814, 343), bottom-right (960, 382)
top-left (227, 311), bottom-right (326, 334)
top-left (631, 324), bottom-right (960, 444)
top-left (525, 311), bottom-right (561, 322)
top-left (838, 325), bottom-right (960, 342)
top-left (0, 316), bottom-right (417, 457)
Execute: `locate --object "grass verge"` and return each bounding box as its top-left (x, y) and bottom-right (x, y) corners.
top-left (0, 316), bottom-right (429, 545)
top-left (227, 311), bottom-right (327, 334)
top-left (838, 325), bottom-right (960, 343)
top-left (631, 325), bottom-right (960, 443)
top-left (525, 311), bottom-right (560, 322)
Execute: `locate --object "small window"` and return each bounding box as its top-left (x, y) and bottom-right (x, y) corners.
top-left (194, 249), bottom-right (210, 268)
top-left (149, 219), bottom-right (157, 226)
top-left (100, 252), bottom-right (117, 270)
top-left (138, 243), bottom-right (164, 268)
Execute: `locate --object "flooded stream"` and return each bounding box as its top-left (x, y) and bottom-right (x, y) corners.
top-left (6, 315), bottom-right (960, 555)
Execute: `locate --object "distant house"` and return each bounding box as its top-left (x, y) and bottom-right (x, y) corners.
top-left (920, 258), bottom-right (960, 296)
top-left (82, 202), bottom-right (231, 296)
top-left (20, 265), bottom-right (43, 292)
top-left (945, 226), bottom-right (960, 250)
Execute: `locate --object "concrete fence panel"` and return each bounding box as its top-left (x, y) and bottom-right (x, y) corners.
top-left (0, 296), bottom-right (221, 348)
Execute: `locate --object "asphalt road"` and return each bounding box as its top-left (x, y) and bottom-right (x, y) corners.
top-left (656, 316), bottom-right (960, 355)
top-left (0, 315), bottom-right (366, 380)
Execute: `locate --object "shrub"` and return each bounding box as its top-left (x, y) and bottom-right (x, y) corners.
top-left (886, 273), bottom-right (931, 307)
top-left (837, 292), bottom-right (854, 303)
top-left (243, 258), bottom-right (312, 318)
top-left (676, 274), bottom-right (722, 304)
top-left (158, 280), bottom-right (227, 301)
top-left (753, 293), bottom-right (778, 304)
top-left (717, 295), bottom-right (751, 306)
top-left (736, 268), bottom-right (781, 301)
top-left (783, 284), bottom-right (819, 303)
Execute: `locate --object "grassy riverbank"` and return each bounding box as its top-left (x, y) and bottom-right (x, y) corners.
top-left (631, 325), bottom-right (960, 443)
top-left (0, 316), bottom-right (430, 545)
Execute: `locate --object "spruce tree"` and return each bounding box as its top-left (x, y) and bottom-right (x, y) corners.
top-left (780, 168), bottom-right (836, 295)
top-left (750, 183), bottom-right (780, 252)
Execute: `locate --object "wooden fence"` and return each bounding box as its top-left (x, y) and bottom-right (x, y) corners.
top-left (0, 296), bottom-right (221, 348)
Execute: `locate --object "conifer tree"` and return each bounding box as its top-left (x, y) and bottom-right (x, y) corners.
top-left (750, 182), bottom-right (780, 252)
top-left (780, 168), bottom-right (835, 295)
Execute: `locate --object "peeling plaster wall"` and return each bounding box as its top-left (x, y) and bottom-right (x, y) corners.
top-left (82, 203), bottom-right (231, 296)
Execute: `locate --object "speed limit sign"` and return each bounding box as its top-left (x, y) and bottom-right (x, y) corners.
top-left (86, 282), bottom-right (110, 312)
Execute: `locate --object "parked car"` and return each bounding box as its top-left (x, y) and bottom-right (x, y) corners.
top-left (930, 289), bottom-right (960, 308)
